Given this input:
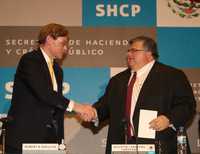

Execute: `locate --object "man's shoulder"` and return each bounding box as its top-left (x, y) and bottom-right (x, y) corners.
top-left (155, 62), bottom-right (185, 78)
top-left (20, 48), bottom-right (42, 60)
top-left (155, 62), bottom-right (182, 73)
top-left (111, 68), bottom-right (130, 80)
top-left (17, 49), bottom-right (44, 68)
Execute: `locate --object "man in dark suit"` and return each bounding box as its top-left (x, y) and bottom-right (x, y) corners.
top-left (87, 36), bottom-right (196, 154)
top-left (4, 23), bottom-right (94, 154)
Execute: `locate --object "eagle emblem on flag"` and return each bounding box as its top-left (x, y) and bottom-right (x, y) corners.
top-left (167, 0), bottom-right (200, 18)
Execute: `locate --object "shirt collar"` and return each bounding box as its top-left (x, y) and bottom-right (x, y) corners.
top-left (40, 47), bottom-right (53, 64)
top-left (132, 60), bottom-right (155, 77)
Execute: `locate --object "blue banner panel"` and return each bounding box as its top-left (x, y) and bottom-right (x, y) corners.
top-left (157, 27), bottom-right (200, 68)
top-left (0, 68), bottom-right (15, 113)
top-left (83, 0), bottom-right (156, 27)
top-left (0, 67), bottom-right (110, 114)
top-left (63, 67), bottom-right (109, 103)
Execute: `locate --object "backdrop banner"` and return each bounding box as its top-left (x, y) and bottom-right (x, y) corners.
top-left (0, 0), bottom-right (200, 153)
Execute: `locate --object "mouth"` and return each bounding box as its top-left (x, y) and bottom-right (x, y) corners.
top-left (127, 57), bottom-right (134, 62)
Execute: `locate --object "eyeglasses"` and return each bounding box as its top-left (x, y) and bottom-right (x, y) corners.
top-left (127, 48), bottom-right (146, 53)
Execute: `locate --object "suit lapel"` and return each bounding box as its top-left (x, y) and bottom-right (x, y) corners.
top-left (53, 62), bottom-right (62, 93)
top-left (37, 49), bottom-right (54, 90)
top-left (120, 69), bottom-right (132, 116)
top-left (131, 62), bottom-right (160, 135)
top-left (135, 62), bottom-right (159, 108)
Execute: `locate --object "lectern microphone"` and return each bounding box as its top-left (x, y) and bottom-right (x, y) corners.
top-left (0, 116), bottom-right (13, 123)
top-left (121, 118), bottom-right (128, 144)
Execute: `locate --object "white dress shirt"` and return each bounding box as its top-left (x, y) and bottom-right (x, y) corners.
top-left (129, 60), bottom-right (155, 135)
top-left (41, 48), bottom-right (58, 91)
top-left (41, 48), bottom-right (74, 112)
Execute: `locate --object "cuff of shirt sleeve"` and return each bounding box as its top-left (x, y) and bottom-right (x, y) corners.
top-left (169, 124), bottom-right (176, 131)
top-left (92, 109), bottom-right (99, 127)
top-left (66, 100), bottom-right (74, 112)
top-left (92, 118), bottom-right (99, 127)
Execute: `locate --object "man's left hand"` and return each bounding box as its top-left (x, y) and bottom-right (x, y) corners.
top-left (149, 115), bottom-right (170, 131)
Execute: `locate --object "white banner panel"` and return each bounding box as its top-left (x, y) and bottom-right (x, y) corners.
top-left (0, 0), bottom-right (82, 26)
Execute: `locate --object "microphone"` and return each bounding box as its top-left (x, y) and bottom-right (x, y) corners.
top-left (198, 113), bottom-right (200, 138)
top-left (122, 118), bottom-right (139, 154)
top-left (0, 116), bottom-right (13, 123)
top-left (121, 118), bottom-right (128, 144)
top-left (130, 123), bottom-right (139, 154)
top-left (197, 113), bottom-right (200, 148)
top-left (0, 116), bottom-right (13, 154)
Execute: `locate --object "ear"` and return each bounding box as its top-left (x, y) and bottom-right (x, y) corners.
top-left (46, 35), bottom-right (53, 44)
top-left (146, 51), bottom-right (154, 60)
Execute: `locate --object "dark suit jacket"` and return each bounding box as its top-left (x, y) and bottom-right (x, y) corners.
top-left (5, 49), bottom-right (69, 151)
top-left (94, 61), bottom-right (196, 154)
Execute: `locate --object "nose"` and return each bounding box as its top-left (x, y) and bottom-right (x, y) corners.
top-left (64, 45), bottom-right (68, 53)
top-left (127, 52), bottom-right (133, 57)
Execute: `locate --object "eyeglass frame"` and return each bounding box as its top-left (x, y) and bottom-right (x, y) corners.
top-left (127, 48), bottom-right (147, 53)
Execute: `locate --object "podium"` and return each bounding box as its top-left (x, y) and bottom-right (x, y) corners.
top-left (22, 144), bottom-right (68, 154)
top-left (112, 144), bottom-right (155, 154)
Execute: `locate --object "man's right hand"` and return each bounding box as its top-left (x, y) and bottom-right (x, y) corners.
top-left (73, 103), bottom-right (97, 122)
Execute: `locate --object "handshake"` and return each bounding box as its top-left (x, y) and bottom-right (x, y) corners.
top-left (72, 103), bottom-right (97, 122)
